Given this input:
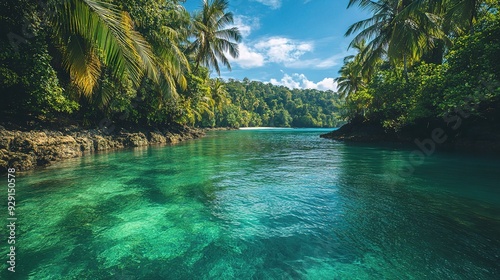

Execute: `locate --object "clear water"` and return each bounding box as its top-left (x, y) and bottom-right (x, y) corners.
top-left (2, 128), bottom-right (500, 279)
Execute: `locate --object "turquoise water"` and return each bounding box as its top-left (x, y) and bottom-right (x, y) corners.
top-left (2, 128), bottom-right (500, 279)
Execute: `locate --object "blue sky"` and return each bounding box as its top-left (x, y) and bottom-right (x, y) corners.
top-left (183, 0), bottom-right (369, 91)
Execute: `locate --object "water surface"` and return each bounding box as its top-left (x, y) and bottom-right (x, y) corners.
top-left (2, 128), bottom-right (500, 279)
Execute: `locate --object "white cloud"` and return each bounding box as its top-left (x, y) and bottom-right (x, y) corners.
top-left (253, 0), bottom-right (281, 9)
top-left (270, 74), bottom-right (300, 89)
top-left (254, 37), bottom-right (313, 63)
top-left (316, 77), bottom-right (338, 91)
top-left (284, 53), bottom-right (344, 69)
top-left (269, 73), bottom-right (338, 91)
top-left (225, 16), bottom-right (264, 68)
top-left (232, 16), bottom-right (260, 38)
top-left (227, 37), bottom-right (315, 69)
top-left (230, 43), bottom-right (265, 68)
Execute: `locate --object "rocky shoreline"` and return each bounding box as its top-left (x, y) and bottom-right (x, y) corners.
top-left (320, 118), bottom-right (500, 154)
top-left (0, 125), bottom-right (205, 173)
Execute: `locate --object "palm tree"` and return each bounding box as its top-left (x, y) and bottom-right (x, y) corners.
top-left (336, 59), bottom-right (364, 99)
top-left (47, 0), bottom-right (162, 97)
top-left (210, 78), bottom-right (231, 112)
top-left (142, 3), bottom-right (192, 98)
top-left (335, 40), bottom-right (369, 98)
top-left (409, 0), bottom-right (485, 35)
top-left (189, 0), bottom-right (241, 75)
top-left (346, 0), bottom-right (445, 80)
top-left (446, 0), bottom-right (483, 34)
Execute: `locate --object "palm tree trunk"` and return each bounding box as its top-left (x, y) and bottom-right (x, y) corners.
top-left (403, 54), bottom-right (409, 83)
top-left (470, 0), bottom-right (478, 35)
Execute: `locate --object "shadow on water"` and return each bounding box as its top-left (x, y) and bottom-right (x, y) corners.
top-left (1, 129), bottom-right (499, 279)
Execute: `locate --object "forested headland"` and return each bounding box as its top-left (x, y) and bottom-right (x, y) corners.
top-left (208, 79), bottom-right (342, 128)
top-left (322, 0), bottom-right (500, 152)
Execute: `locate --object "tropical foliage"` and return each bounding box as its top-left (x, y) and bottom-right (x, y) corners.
top-left (338, 0), bottom-right (500, 130)
top-left (0, 0), bottom-right (341, 129)
top-left (0, 1), bottom-right (200, 124)
top-left (2, 0), bottom-right (498, 133)
top-left (203, 79), bottom-right (343, 128)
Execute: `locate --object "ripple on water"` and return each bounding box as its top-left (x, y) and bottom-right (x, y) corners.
top-left (2, 129), bottom-right (500, 279)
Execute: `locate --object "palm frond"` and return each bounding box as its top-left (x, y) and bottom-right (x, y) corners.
top-left (61, 35), bottom-right (102, 96)
top-left (49, 0), bottom-right (159, 96)
top-left (190, 0), bottom-right (241, 75)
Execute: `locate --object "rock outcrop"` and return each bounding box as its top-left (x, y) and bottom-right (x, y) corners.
top-left (320, 118), bottom-right (500, 154)
top-left (0, 125), bottom-right (205, 173)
